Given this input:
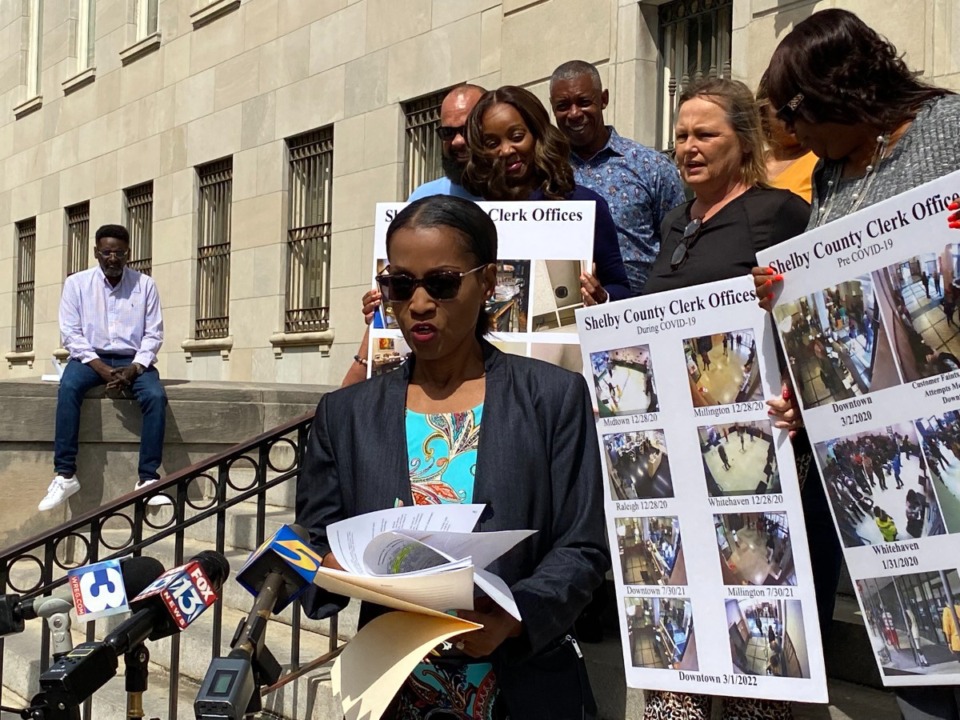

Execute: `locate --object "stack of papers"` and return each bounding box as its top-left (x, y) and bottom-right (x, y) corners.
top-left (314, 505), bottom-right (536, 720)
top-left (315, 504), bottom-right (534, 620)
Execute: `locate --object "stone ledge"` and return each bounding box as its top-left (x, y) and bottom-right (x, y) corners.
top-left (190, 0), bottom-right (241, 28)
top-left (61, 67), bottom-right (96, 94)
top-left (0, 379), bottom-right (332, 443)
top-left (4, 350), bottom-right (35, 368)
top-left (119, 32), bottom-right (161, 65)
top-left (181, 336), bottom-right (233, 361)
top-left (13, 95), bottom-right (42, 119)
top-left (268, 329), bottom-right (336, 358)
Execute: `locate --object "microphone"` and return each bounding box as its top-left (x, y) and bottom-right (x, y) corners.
top-left (65, 556), bottom-right (166, 622)
top-left (0, 555), bottom-right (165, 639)
top-left (109, 550), bottom-right (231, 651)
top-left (35, 551), bottom-right (230, 710)
top-left (235, 524), bottom-right (323, 612)
top-left (196, 527), bottom-right (317, 719)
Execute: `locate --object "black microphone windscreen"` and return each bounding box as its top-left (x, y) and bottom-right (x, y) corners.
top-left (120, 556), bottom-right (166, 598)
top-left (193, 551), bottom-right (230, 589)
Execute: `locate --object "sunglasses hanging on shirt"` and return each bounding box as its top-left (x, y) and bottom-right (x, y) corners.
top-left (670, 218), bottom-right (704, 271)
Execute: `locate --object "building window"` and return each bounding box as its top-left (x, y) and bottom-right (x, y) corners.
top-left (285, 129), bottom-right (334, 334)
top-left (26, 0), bottom-right (43, 98)
top-left (402, 89), bottom-right (448, 198)
top-left (658, 0), bottom-right (732, 152)
top-left (77, 0), bottom-right (96, 71)
top-left (195, 158), bottom-right (232, 340)
top-left (136, 0), bottom-right (158, 39)
top-left (15, 219), bottom-right (37, 353)
top-left (124, 182), bottom-right (153, 275)
top-left (66, 202), bottom-right (90, 277)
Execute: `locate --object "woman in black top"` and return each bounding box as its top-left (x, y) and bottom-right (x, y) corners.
top-left (642, 78), bottom-right (809, 720)
top-left (644, 80), bottom-right (809, 295)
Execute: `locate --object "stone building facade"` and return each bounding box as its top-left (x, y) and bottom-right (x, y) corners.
top-left (0, 0), bottom-right (957, 385)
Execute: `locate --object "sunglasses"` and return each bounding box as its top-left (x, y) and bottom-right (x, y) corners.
top-left (436, 125), bottom-right (466, 141)
top-left (775, 93), bottom-right (805, 124)
top-left (670, 218), bottom-right (703, 271)
top-left (96, 250), bottom-right (129, 260)
top-left (376, 265), bottom-right (486, 302)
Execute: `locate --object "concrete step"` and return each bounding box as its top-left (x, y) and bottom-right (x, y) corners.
top-left (181, 497), bottom-right (296, 553)
top-left (792, 678), bottom-right (899, 720)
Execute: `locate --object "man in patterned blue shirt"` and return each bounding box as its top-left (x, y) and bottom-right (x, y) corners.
top-left (550, 61), bottom-right (686, 294)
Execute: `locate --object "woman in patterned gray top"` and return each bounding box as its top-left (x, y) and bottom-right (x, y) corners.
top-left (755, 9), bottom-right (960, 720)
top-left (759, 8), bottom-right (958, 237)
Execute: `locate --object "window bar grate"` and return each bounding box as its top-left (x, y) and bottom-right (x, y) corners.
top-left (196, 159), bottom-right (233, 339)
top-left (125, 182), bottom-right (154, 275)
top-left (15, 219), bottom-right (37, 353)
top-left (658, 0), bottom-right (732, 152)
top-left (285, 128), bottom-right (334, 334)
top-left (402, 89), bottom-right (448, 198)
top-left (66, 202), bottom-right (90, 277)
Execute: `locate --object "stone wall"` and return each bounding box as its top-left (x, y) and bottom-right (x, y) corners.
top-left (0, 378), bottom-right (328, 547)
top-left (0, 0), bottom-right (957, 385)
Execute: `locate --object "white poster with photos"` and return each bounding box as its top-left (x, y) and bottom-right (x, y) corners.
top-left (756, 169), bottom-right (960, 687)
top-left (368, 201), bottom-right (596, 377)
top-left (575, 277), bottom-right (827, 702)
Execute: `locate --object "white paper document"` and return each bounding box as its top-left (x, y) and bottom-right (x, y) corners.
top-left (757, 169), bottom-right (960, 687)
top-left (318, 506), bottom-right (534, 620)
top-left (328, 503), bottom-right (484, 575)
top-left (576, 275), bottom-right (828, 703)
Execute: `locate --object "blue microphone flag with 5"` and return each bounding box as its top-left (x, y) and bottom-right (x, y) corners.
top-left (236, 524), bottom-right (323, 611)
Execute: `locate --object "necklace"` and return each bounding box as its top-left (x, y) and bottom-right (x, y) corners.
top-left (815, 134), bottom-right (889, 227)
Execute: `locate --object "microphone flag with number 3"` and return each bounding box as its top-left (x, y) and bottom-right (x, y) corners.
top-left (68, 558), bottom-right (129, 622)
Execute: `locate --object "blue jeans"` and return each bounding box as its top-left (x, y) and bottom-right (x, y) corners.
top-left (55, 355), bottom-right (167, 481)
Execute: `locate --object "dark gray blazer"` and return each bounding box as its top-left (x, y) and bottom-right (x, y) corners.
top-left (296, 342), bottom-right (608, 665)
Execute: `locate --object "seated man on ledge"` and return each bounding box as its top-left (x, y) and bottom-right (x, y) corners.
top-left (39, 224), bottom-right (170, 511)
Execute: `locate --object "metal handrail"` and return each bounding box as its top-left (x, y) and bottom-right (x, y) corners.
top-left (0, 408), bottom-right (333, 720)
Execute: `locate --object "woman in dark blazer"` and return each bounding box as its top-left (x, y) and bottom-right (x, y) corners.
top-left (297, 195), bottom-right (608, 719)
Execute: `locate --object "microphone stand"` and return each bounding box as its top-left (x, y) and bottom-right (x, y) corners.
top-left (19, 694), bottom-right (80, 720)
top-left (17, 599), bottom-right (78, 719)
top-left (124, 643), bottom-right (149, 720)
top-left (194, 572), bottom-right (283, 719)
top-left (36, 598), bottom-right (74, 660)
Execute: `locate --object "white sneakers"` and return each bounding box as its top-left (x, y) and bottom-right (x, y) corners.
top-left (135, 478), bottom-right (173, 507)
top-left (38, 475), bottom-right (172, 511)
top-left (38, 475), bottom-right (81, 511)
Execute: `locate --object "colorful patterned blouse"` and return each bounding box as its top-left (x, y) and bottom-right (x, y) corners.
top-left (397, 404), bottom-right (503, 720)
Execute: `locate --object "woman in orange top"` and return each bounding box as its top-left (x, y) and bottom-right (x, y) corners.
top-left (757, 83), bottom-right (818, 203)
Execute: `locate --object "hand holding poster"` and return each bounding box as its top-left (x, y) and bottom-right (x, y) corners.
top-left (575, 276), bottom-right (827, 702)
top-left (756, 170), bottom-right (960, 685)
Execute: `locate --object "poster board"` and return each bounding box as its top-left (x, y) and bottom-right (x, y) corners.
top-left (575, 276), bottom-right (828, 702)
top-left (756, 170), bottom-right (960, 686)
top-left (368, 201), bottom-right (595, 375)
